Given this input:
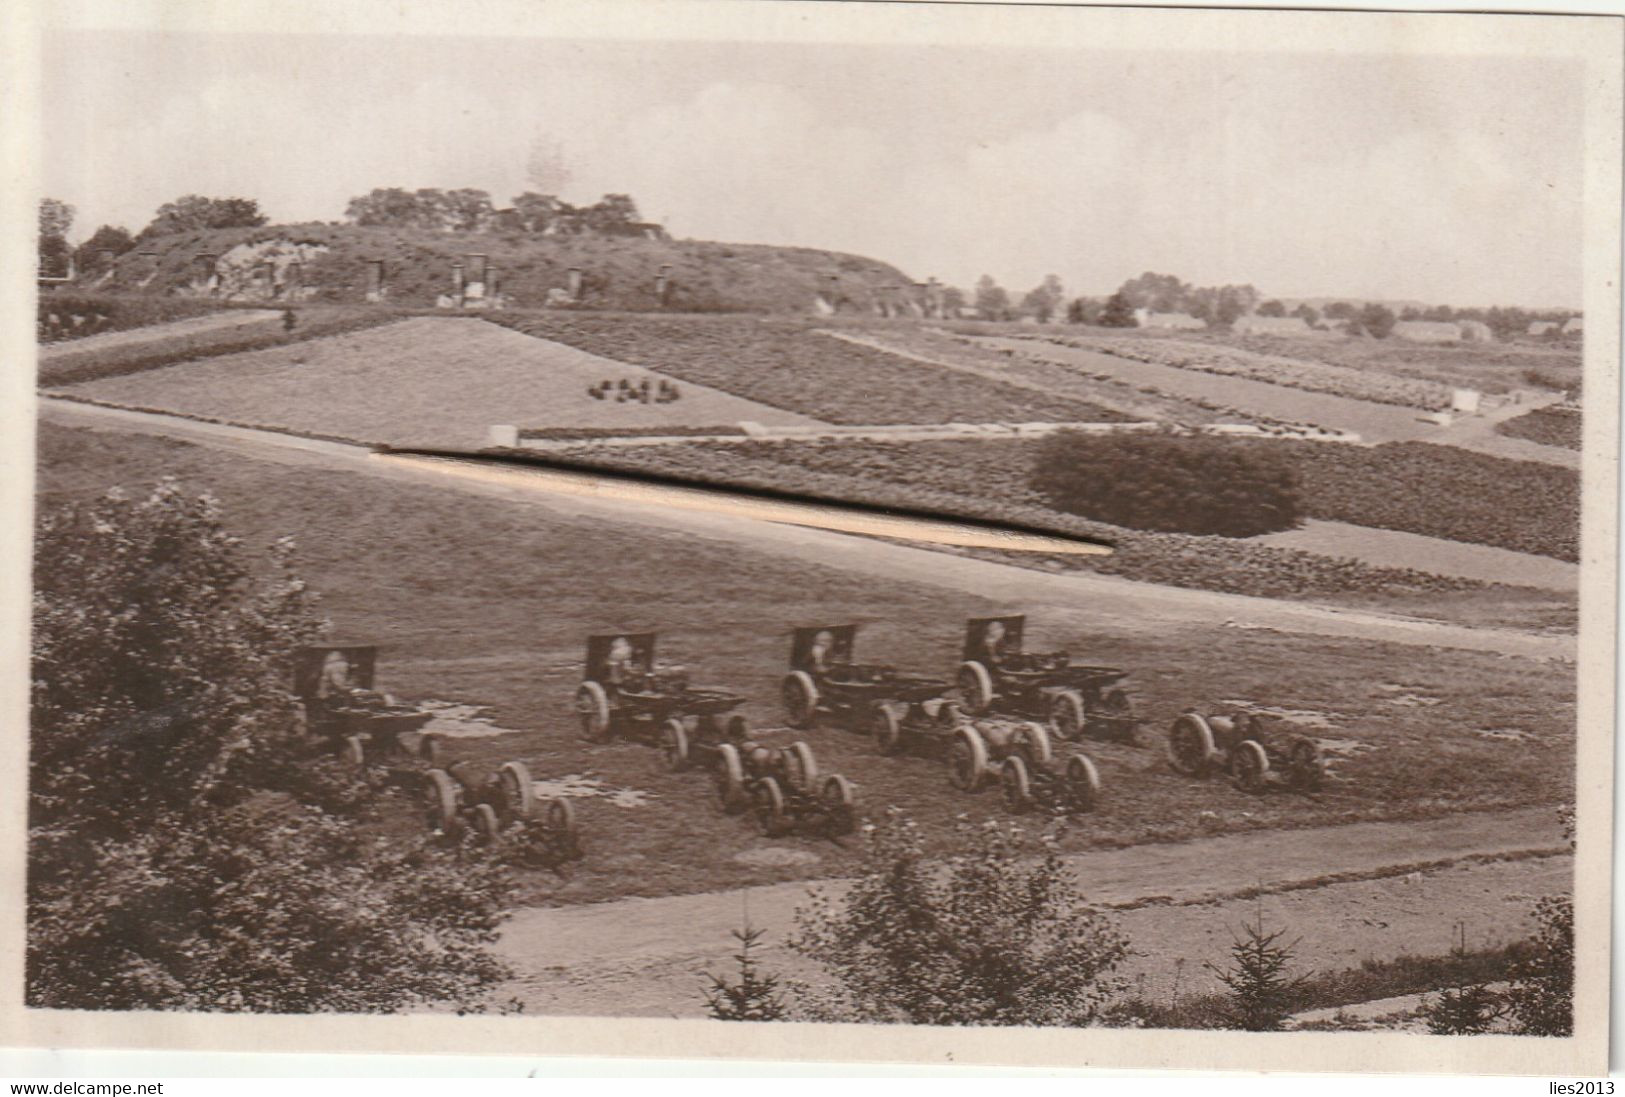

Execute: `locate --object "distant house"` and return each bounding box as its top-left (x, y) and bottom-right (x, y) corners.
top-left (1456, 320), bottom-right (1495, 343)
top-left (1392, 320), bottom-right (1461, 344)
top-left (1562, 316), bottom-right (1584, 336)
top-left (1232, 315), bottom-right (1310, 336)
top-left (1527, 320), bottom-right (1560, 337)
top-left (1133, 308), bottom-right (1206, 330)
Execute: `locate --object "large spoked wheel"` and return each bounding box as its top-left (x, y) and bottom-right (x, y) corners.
top-left (1231, 739), bottom-right (1269, 794)
top-left (545, 797), bottom-right (579, 855)
top-left (821, 774), bottom-right (857, 836)
top-left (784, 741), bottom-right (819, 793)
top-left (1065, 754), bottom-right (1102, 813)
top-left (753, 776), bottom-right (788, 837)
top-left (1286, 737), bottom-right (1325, 793)
top-left (715, 743), bottom-right (748, 814)
top-left (497, 760), bottom-right (535, 821)
top-left (424, 768), bottom-right (462, 834)
top-left (1168, 713), bottom-right (1217, 778)
top-left (661, 717), bottom-right (690, 772)
top-left (870, 702), bottom-right (906, 756)
top-left (576, 681), bottom-right (612, 741)
top-left (1013, 721), bottom-right (1053, 767)
top-left (957, 661), bottom-right (995, 715)
top-left (417, 732), bottom-right (443, 765)
top-left (1001, 755), bottom-right (1034, 815)
top-left (1049, 690), bottom-right (1086, 742)
top-left (471, 803), bottom-right (502, 844)
top-left (781, 671), bottom-right (819, 729)
top-left (948, 726), bottom-right (990, 792)
top-left (341, 734), bottom-right (367, 768)
top-left (1094, 687), bottom-right (1139, 745)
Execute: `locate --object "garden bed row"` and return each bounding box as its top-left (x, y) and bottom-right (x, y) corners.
top-left (486, 313), bottom-right (1133, 426)
top-left (1025, 334), bottom-right (1457, 411)
top-left (1494, 406), bottom-right (1582, 451)
top-left (519, 432), bottom-right (1578, 567)
top-left (515, 440), bottom-right (1528, 601)
top-left (39, 307), bottom-right (399, 387)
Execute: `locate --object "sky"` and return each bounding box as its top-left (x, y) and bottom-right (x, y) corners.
top-left (40, 22), bottom-right (1586, 308)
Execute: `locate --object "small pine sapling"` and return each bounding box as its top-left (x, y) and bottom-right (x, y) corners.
top-left (702, 925), bottom-right (788, 1021)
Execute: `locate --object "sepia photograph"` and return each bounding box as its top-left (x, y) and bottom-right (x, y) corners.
top-left (5, 0), bottom-right (1619, 1077)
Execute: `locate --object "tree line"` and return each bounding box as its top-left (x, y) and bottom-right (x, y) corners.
top-left (36, 188), bottom-right (654, 277)
top-left (959, 268), bottom-right (1578, 340)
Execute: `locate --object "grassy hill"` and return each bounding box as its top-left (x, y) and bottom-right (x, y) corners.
top-left (90, 222), bottom-right (915, 314)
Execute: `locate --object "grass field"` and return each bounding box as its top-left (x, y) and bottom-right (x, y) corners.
top-left (59, 317), bottom-right (823, 449)
top-left (39, 422), bottom-right (1575, 906)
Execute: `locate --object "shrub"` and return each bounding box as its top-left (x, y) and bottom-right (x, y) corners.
top-left (789, 810), bottom-right (1129, 1025)
top-left (1031, 429), bottom-right (1301, 537)
top-left (1419, 983), bottom-right (1507, 1034)
top-left (28, 482), bottom-right (515, 1011)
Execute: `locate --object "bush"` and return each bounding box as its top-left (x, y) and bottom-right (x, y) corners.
top-left (28, 482), bottom-right (515, 1011)
top-left (1032, 429), bottom-right (1301, 537)
top-left (1419, 983), bottom-right (1507, 1034)
top-left (789, 810), bottom-right (1129, 1025)
top-left (1503, 895), bottom-right (1574, 1036)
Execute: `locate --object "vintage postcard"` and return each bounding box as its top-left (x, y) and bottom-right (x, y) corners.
top-left (4, 0), bottom-right (1618, 1077)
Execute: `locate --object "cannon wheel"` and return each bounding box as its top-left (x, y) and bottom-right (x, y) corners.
top-left (342, 735), bottom-right (367, 768)
top-left (1001, 755), bottom-right (1033, 814)
top-left (948, 726), bottom-right (990, 792)
top-left (1095, 687), bottom-right (1139, 745)
top-left (1168, 713), bottom-right (1217, 778)
top-left (726, 714), bottom-right (750, 742)
top-left (1065, 754), bottom-right (1102, 813)
top-left (785, 741), bottom-right (819, 793)
top-left (781, 671), bottom-right (819, 729)
top-left (1049, 690), bottom-right (1086, 741)
top-left (870, 702), bottom-right (906, 756)
top-left (957, 661), bottom-right (994, 715)
top-left (1231, 739), bottom-right (1269, 794)
top-left (576, 681), bottom-right (612, 741)
top-left (472, 803), bottom-right (502, 843)
top-left (498, 761), bottom-right (535, 821)
top-left (821, 774), bottom-right (857, 835)
top-left (934, 699), bottom-right (963, 729)
top-left (418, 732), bottom-right (443, 766)
top-left (753, 776), bottom-right (787, 837)
top-left (424, 768), bottom-right (462, 834)
top-left (1287, 737), bottom-right (1325, 793)
top-left (545, 797), bottom-right (578, 841)
top-left (661, 717), bottom-right (690, 772)
top-left (715, 743), bottom-right (748, 814)
top-left (1014, 721), bottom-right (1054, 767)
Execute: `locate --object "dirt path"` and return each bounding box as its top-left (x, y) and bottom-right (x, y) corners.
top-left (42, 397), bottom-right (1574, 663)
top-left (1255, 520), bottom-right (1578, 592)
top-left (491, 806), bottom-right (1567, 1017)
